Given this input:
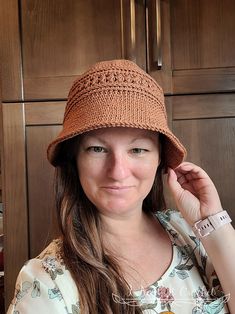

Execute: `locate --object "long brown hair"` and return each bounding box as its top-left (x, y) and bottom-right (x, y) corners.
top-left (54, 133), bottom-right (166, 313)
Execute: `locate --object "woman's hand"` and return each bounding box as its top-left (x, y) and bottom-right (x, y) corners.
top-left (168, 162), bottom-right (235, 313)
top-left (167, 161), bottom-right (223, 226)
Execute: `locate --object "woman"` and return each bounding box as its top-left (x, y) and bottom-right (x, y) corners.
top-left (8, 59), bottom-right (234, 313)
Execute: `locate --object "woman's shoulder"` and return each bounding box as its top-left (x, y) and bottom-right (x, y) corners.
top-left (7, 239), bottom-right (79, 314)
top-left (156, 208), bottom-right (192, 231)
top-left (36, 238), bottom-right (65, 271)
top-left (156, 209), bottom-right (198, 246)
top-left (25, 238), bottom-right (78, 293)
top-left (38, 238), bottom-right (63, 259)
top-left (33, 238), bottom-right (67, 279)
top-left (18, 238), bottom-right (66, 281)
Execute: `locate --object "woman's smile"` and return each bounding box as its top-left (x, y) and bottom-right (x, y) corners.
top-left (101, 185), bottom-right (134, 194)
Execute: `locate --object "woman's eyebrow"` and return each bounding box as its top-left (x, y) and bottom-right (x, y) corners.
top-left (82, 135), bottom-right (108, 144)
top-left (130, 136), bottom-right (156, 144)
top-left (85, 136), bottom-right (152, 144)
top-left (82, 134), bottom-right (158, 144)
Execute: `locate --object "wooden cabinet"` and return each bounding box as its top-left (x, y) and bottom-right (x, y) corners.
top-left (1, 1), bottom-right (235, 100)
top-left (21, 0), bottom-right (124, 99)
top-left (1, 0), bottom-right (235, 310)
top-left (150, 0), bottom-right (235, 94)
top-left (0, 0), bottom-right (147, 101)
top-left (170, 0), bottom-right (235, 93)
top-left (170, 94), bottom-right (235, 217)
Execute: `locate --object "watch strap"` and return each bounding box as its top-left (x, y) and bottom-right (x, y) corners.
top-left (193, 210), bottom-right (232, 238)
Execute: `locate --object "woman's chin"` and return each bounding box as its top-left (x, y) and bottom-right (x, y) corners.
top-left (97, 202), bottom-right (143, 217)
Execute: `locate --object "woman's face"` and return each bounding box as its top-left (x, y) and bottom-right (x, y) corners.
top-left (76, 127), bottom-right (160, 217)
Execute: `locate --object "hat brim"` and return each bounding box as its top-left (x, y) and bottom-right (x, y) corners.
top-left (47, 123), bottom-right (186, 170)
top-left (47, 90), bottom-right (186, 169)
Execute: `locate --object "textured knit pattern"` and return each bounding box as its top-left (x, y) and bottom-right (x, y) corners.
top-left (47, 59), bottom-right (186, 169)
top-left (7, 210), bottom-right (229, 314)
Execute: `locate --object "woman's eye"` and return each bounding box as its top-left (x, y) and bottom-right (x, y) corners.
top-left (131, 148), bottom-right (148, 154)
top-left (87, 146), bottom-right (106, 153)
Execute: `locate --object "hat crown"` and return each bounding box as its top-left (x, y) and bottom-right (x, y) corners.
top-left (65, 59), bottom-right (165, 122)
top-left (47, 59), bottom-right (186, 168)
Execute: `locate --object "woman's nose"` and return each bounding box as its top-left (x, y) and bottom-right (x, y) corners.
top-left (107, 153), bottom-right (130, 180)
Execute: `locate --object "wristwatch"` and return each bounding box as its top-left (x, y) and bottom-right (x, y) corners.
top-left (193, 210), bottom-right (232, 238)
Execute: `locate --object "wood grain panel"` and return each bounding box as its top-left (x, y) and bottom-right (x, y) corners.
top-left (0, 0), bottom-right (23, 101)
top-left (1, 103), bottom-right (28, 308)
top-left (25, 102), bottom-right (66, 125)
top-left (165, 96), bottom-right (173, 129)
top-left (26, 125), bottom-right (62, 257)
top-left (25, 103), bottom-right (64, 258)
top-left (173, 118), bottom-right (235, 223)
top-left (171, 0), bottom-right (235, 70)
top-left (23, 76), bottom-right (76, 100)
top-left (163, 97), bottom-right (177, 209)
top-left (21, 0), bottom-right (124, 100)
top-left (171, 0), bottom-right (235, 93)
top-left (172, 93), bottom-right (235, 120)
top-left (173, 68), bottom-right (235, 94)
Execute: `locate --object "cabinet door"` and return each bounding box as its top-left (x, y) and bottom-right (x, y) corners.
top-left (2, 101), bottom-right (65, 307)
top-left (0, 1), bottom-right (23, 101)
top-left (171, 94), bottom-right (235, 222)
top-left (149, 0), bottom-right (235, 94)
top-left (2, 103), bottom-right (28, 308)
top-left (171, 0), bottom-right (235, 93)
top-left (0, 0), bottom-right (147, 101)
top-left (26, 125), bottom-right (61, 258)
top-left (21, 0), bottom-right (126, 100)
top-left (21, 0), bottom-right (173, 97)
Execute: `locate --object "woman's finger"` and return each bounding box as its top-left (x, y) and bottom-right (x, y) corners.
top-left (177, 174), bottom-right (187, 186)
top-left (174, 162), bottom-right (208, 179)
top-left (167, 168), bottom-right (184, 198)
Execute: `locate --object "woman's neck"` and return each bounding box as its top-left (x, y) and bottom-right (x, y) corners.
top-left (100, 210), bottom-right (159, 245)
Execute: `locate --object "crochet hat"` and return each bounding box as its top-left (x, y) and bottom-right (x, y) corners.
top-left (47, 59), bottom-right (186, 168)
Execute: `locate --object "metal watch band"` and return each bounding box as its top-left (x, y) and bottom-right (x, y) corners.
top-left (193, 210), bottom-right (232, 238)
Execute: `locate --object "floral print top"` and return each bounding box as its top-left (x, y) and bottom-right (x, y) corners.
top-left (7, 209), bottom-right (230, 314)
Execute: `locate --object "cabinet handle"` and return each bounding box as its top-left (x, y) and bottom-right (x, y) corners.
top-left (129, 0), bottom-right (136, 62)
top-left (121, 0), bottom-right (136, 61)
top-left (146, 0), bottom-right (162, 72)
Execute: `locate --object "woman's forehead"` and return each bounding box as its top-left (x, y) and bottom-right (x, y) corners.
top-left (81, 127), bottom-right (159, 141)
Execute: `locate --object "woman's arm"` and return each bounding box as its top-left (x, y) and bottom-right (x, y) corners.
top-left (167, 162), bottom-right (235, 313)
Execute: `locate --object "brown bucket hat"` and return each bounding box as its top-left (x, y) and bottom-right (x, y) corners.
top-left (47, 59), bottom-right (186, 168)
